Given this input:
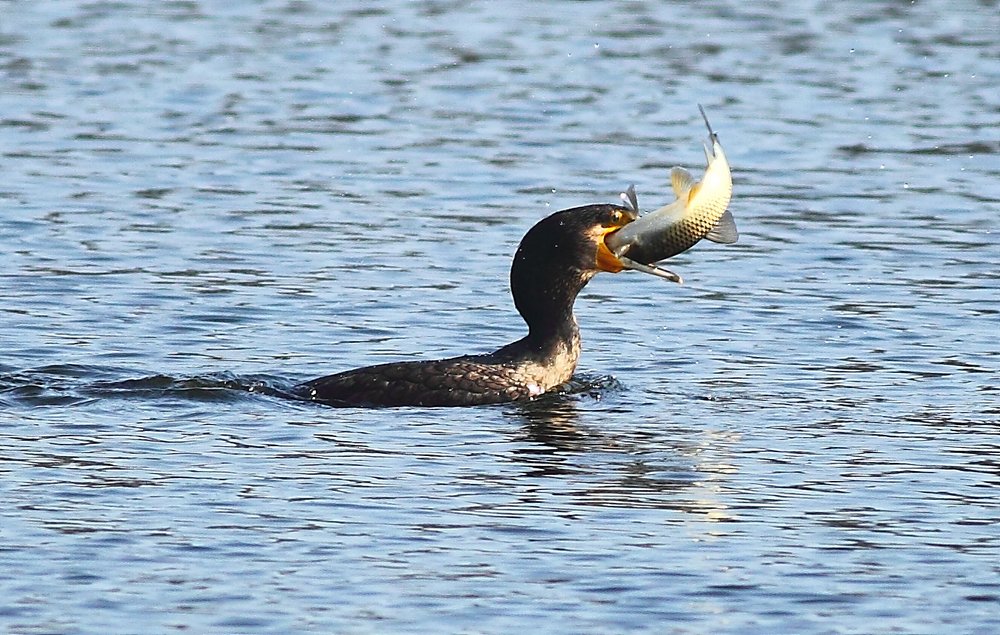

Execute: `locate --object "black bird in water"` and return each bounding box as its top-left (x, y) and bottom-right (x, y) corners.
top-left (294, 203), bottom-right (658, 407)
top-left (296, 109), bottom-right (737, 408)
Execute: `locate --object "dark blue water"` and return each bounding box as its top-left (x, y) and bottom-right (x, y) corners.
top-left (2, 1), bottom-right (998, 633)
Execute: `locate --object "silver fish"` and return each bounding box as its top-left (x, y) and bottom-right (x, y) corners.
top-left (607, 105), bottom-right (738, 283)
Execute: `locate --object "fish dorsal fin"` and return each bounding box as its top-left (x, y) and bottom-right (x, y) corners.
top-left (705, 209), bottom-right (739, 244)
top-left (670, 167), bottom-right (694, 199)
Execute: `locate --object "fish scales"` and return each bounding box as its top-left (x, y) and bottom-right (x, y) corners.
top-left (606, 106), bottom-right (737, 277)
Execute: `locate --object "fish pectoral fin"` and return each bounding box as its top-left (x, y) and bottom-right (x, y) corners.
top-left (670, 167), bottom-right (694, 199)
top-left (618, 255), bottom-right (682, 284)
top-left (704, 209), bottom-right (739, 244)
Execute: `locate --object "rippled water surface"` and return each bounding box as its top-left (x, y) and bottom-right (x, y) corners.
top-left (2, 1), bottom-right (999, 633)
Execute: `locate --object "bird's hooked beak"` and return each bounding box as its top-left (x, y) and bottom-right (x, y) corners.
top-left (598, 185), bottom-right (684, 284)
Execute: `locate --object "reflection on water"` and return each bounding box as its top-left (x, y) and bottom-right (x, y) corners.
top-left (2, 0), bottom-right (999, 633)
top-left (509, 396), bottom-right (738, 521)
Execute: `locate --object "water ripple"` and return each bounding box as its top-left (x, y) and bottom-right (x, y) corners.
top-left (2, 1), bottom-right (999, 633)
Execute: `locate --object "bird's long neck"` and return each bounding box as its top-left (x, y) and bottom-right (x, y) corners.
top-left (517, 281), bottom-right (581, 349)
top-left (507, 248), bottom-right (592, 360)
top-left (491, 277), bottom-right (583, 386)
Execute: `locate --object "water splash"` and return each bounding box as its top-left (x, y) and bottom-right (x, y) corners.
top-left (0, 364), bottom-right (298, 408)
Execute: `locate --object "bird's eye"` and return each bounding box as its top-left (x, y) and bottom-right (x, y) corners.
top-left (610, 210), bottom-right (623, 225)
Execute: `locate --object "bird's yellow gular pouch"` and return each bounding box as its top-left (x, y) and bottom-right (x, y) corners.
top-left (595, 217), bottom-right (631, 273)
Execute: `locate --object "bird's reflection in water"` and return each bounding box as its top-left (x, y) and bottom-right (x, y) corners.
top-left (513, 397), bottom-right (593, 453)
top-left (508, 374), bottom-right (632, 452)
top-left (505, 393), bottom-right (738, 520)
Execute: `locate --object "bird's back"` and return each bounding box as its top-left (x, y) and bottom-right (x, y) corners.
top-left (296, 356), bottom-right (546, 407)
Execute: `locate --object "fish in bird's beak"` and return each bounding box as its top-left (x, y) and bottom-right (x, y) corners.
top-left (605, 105), bottom-right (738, 283)
top-left (594, 202), bottom-right (638, 274)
